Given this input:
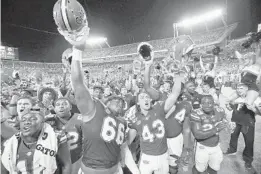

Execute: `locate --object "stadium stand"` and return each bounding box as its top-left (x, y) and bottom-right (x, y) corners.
top-left (83, 23), bottom-right (238, 63)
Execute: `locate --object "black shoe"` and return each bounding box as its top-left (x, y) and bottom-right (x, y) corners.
top-left (223, 149), bottom-right (236, 155)
top-left (245, 163), bottom-right (258, 174)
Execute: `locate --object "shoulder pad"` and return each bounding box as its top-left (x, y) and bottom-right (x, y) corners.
top-left (15, 132), bottom-right (21, 139)
top-left (124, 105), bottom-right (136, 120)
top-left (214, 106), bottom-right (225, 113)
top-left (76, 114), bottom-right (83, 120)
top-left (190, 110), bottom-right (201, 122)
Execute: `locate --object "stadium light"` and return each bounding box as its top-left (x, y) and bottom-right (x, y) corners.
top-left (177, 9), bottom-right (223, 27)
top-left (86, 37), bottom-right (107, 45)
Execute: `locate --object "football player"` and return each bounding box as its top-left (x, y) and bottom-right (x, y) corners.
top-left (1, 104), bottom-right (71, 174)
top-left (190, 95), bottom-right (227, 174)
top-left (60, 44), bottom-right (139, 173)
top-left (1, 104), bottom-right (17, 155)
top-left (165, 100), bottom-right (193, 174)
top-left (45, 97), bottom-right (83, 174)
top-left (181, 81), bottom-right (203, 109)
top-left (134, 45), bottom-right (182, 174)
top-left (127, 91), bottom-right (168, 174)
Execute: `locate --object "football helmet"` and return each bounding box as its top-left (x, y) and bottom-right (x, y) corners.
top-left (168, 35), bottom-right (195, 62)
top-left (53, 0), bottom-right (87, 33)
top-left (53, 0), bottom-right (89, 47)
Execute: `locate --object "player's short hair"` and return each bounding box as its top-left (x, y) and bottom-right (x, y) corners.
top-left (54, 97), bottom-right (72, 106)
top-left (17, 96), bottom-right (35, 105)
top-left (19, 102), bottom-right (46, 119)
top-left (105, 95), bottom-right (125, 106)
top-left (200, 95), bottom-right (214, 103)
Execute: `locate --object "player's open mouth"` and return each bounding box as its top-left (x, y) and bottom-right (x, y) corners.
top-left (58, 110), bottom-right (65, 113)
top-left (23, 126), bottom-right (31, 132)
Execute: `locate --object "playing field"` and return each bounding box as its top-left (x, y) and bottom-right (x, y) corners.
top-left (179, 116), bottom-right (261, 174)
top-left (218, 116), bottom-right (261, 174)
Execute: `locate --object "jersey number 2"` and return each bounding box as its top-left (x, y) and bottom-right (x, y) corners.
top-left (101, 117), bottom-right (125, 145)
top-left (67, 131), bottom-right (79, 150)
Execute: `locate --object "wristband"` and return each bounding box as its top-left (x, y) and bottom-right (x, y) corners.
top-left (72, 47), bottom-right (83, 62)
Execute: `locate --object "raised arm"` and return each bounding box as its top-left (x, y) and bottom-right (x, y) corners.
top-left (144, 60), bottom-right (160, 101)
top-left (199, 56), bottom-right (206, 73)
top-left (164, 77), bottom-right (182, 113)
top-left (213, 55), bottom-right (218, 70)
top-left (70, 47), bottom-right (96, 122)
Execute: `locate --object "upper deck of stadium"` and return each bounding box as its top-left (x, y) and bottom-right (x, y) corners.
top-left (82, 23), bottom-right (238, 63)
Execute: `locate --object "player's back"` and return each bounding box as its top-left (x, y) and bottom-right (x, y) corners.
top-left (45, 113), bottom-right (83, 164)
top-left (165, 101), bottom-right (192, 138)
top-left (64, 114), bottom-right (83, 164)
top-left (82, 100), bottom-right (126, 169)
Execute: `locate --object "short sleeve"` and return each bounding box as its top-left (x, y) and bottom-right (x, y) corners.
top-left (124, 106), bottom-right (138, 130)
top-left (190, 110), bottom-right (201, 122)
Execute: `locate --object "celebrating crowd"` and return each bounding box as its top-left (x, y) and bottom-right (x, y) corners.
top-left (1, 32), bottom-right (261, 174)
top-left (1, 1), bottom-right (261, 174)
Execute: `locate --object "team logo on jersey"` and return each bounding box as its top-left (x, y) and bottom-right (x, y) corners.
top-left (77, 115), bottom-right (83, 120)
top-left (27, 151), bottom-right (32, 156)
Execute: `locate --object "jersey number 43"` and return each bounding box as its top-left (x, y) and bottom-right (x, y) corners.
top-left (101, 116), bottom-right (125, 145)
top-left (142, 119), bottom-right (165, 143)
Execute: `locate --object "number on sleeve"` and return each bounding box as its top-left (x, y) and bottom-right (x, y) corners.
top-left (237, 104), bottom-right (243, 111)
top-left (101, 117), bottom-right (126, 145)
top-left (42, 132), bottom-right (48, 140)
top-left (217, 107), bottom-right (223, 112)
top-left (142, 125), bottom-right (155, 142)
top-left (195, 109), bottom-right (203, 115)
top-left (67, 131), bottom-right (80, 150)
top-left (175, 109), bottom-right (186, 123)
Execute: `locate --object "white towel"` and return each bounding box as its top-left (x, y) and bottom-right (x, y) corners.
top-left (2, 123), bottom-right (58, 174)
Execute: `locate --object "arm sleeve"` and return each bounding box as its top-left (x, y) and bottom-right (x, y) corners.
top-left (190, 111), bottom-right (218, 140)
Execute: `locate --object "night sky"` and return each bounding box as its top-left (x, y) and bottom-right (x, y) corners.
top-left (1, 0), bottom-right (261, 63)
